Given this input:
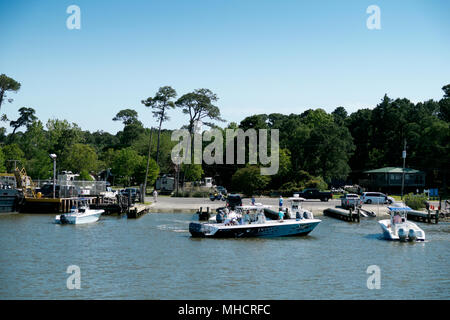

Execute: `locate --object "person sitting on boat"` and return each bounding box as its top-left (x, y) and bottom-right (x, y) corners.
top-left (243, 211), bottom-right (250, 224)
top-left (216, 211), bottom-right (224, 223)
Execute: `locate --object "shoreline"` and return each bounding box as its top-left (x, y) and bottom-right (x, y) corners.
top-left (146, 196), bottom-right (394, 217)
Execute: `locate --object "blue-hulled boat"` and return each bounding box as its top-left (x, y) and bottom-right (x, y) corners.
top-left (189, 205), bottom-right (321, 238)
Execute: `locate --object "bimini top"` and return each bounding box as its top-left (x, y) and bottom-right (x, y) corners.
top-left (388, 203), bottom-right (412, 212)
top-left (289, 194), bottom-right (306, 201)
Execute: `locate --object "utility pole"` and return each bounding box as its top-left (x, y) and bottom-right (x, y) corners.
top-left (6, 159), bottom-right (19, 171)
top-left (173, 155), bottom-right (180, 196)
top-left (401, 139), bottom-right (407, 200)
top-left (49, 154), bottom-right (57, 199)
top-left (143, 127), bottom-right (154, 203)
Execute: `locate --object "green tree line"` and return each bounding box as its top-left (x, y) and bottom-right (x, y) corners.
top-left (1, 73), bottom-right (449, 196)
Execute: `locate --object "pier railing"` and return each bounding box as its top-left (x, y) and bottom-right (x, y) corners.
top-left (35, 180), bottom-right (107, 198)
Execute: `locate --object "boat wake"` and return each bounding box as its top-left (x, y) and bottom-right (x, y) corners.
top-left (157, 224), bottom-right (188, 233)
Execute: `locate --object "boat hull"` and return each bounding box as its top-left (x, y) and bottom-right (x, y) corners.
top-left (189, 219), bottom-right (321, 238)
top-left (378, 219), bottom-right (425, 241)
top-left (55, 210), bottom-right (103, 225)
top-left (0, 189), bottom-right (23, 213)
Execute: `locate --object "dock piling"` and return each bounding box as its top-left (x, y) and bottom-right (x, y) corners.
top-left (324, 207), bottom-right (359, 223)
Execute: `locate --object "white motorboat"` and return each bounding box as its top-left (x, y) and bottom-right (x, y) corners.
top-left (189, 204), bottom-right (321, 238)
top-left (378, 202), bottom-right (425, 242)
top-left (55, 199), bottom-right (104, 225)
top-left (288, 194), bottom-right (314, 219)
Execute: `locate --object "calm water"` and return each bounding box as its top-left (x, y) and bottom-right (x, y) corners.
top-left (0, 213), bottom-right (449, 300)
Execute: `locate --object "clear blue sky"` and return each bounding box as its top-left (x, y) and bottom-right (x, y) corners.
top-left (1, 0), bottom-right (449, 134)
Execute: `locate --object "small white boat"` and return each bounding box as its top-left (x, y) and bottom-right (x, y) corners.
top-left (288, 194), bottom-right (314, 219)
top-left (378, 202), bottom-right (425, 242)
top-left (55, 199), bottom-right (104, 225)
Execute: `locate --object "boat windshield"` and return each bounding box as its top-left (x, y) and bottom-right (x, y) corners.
top-left (236, 205), bottom-right (268, 214)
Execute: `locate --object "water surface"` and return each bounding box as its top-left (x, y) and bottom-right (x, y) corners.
top-left (0, 213), bottom-right (448, 299)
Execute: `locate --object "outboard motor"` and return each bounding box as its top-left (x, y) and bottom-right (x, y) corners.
top-left (408, 229), bottom-right (417, 242)
top-left (302, 210), bottom-right (314, 220)
top-left (398, 228), bottom-right (407, 242)
top-left (60, 214), bottom-right (69, 224)
top-left (199, 211), bottom-right (211, 221)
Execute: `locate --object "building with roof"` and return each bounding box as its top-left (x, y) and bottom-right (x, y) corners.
top-left (359, 167), bottom-right (426, 194)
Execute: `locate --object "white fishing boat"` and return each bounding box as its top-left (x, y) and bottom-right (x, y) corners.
top-left (189, 204), bottom-right (321, 238)
top-left (288, 194), bottom-right (314, 219)
top-left (378, 202), bottom-right (425, 242)
top-left (54, 199), bottom-right (104, 225)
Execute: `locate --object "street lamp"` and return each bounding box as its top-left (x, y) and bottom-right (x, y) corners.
top-left (401, 140), bottom-right (406, 200)
top-left (49, 154), bottom-right (57, 198)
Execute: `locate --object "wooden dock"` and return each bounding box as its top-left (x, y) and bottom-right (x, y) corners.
top-left (90, 194), bottom-right (130, 215)
top-left (407, 210), bottom-right (439, 224)
top-left (20, 197), bottom-right (99, 213)
top-left (323, 207), bottom-right (360, 222)
top-left (20, 194), bottom-right (132, 214)
top-left (127, 204), bottom-right (150, 219)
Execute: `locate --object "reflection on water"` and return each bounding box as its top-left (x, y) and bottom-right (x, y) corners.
top-left (0, 213), bottom-right (448, 299)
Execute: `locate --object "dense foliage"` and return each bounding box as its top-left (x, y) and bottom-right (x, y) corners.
top-left (0, 73), bottom-right (449, 196)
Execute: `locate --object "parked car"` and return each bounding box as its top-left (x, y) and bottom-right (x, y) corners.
top-left (209, 192), bottom-right (225, 201)
top-left (216, 186), bottom-right (228, 195)
top-left (331, 187), bottom-right (344, 194)
top-left (340, 193), bottom-right (362, 209)
top-left (121, 188), bottom-right (141, 203)
top-left (360, 192), bottom-right (394, 204)
top-left (296, 188), bottom-right (333, 201)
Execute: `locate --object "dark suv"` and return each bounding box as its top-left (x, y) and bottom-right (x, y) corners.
top-left (121, 188), bottom-right (141, 203)
top-left (216, 186), bottom-right (228, 195)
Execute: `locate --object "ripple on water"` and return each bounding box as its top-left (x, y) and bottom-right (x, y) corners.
top-left (0, 213), bottom-right (449, 299)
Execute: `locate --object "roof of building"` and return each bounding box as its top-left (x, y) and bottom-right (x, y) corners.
top-left (364, 167), bottom-right (424, 174)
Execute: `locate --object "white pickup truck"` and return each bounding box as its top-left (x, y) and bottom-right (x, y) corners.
top-left (340, 193), bottom-right (362, 209)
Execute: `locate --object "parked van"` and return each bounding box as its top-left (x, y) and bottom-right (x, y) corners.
top-left (361, 192), bottom-right (393, 204)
